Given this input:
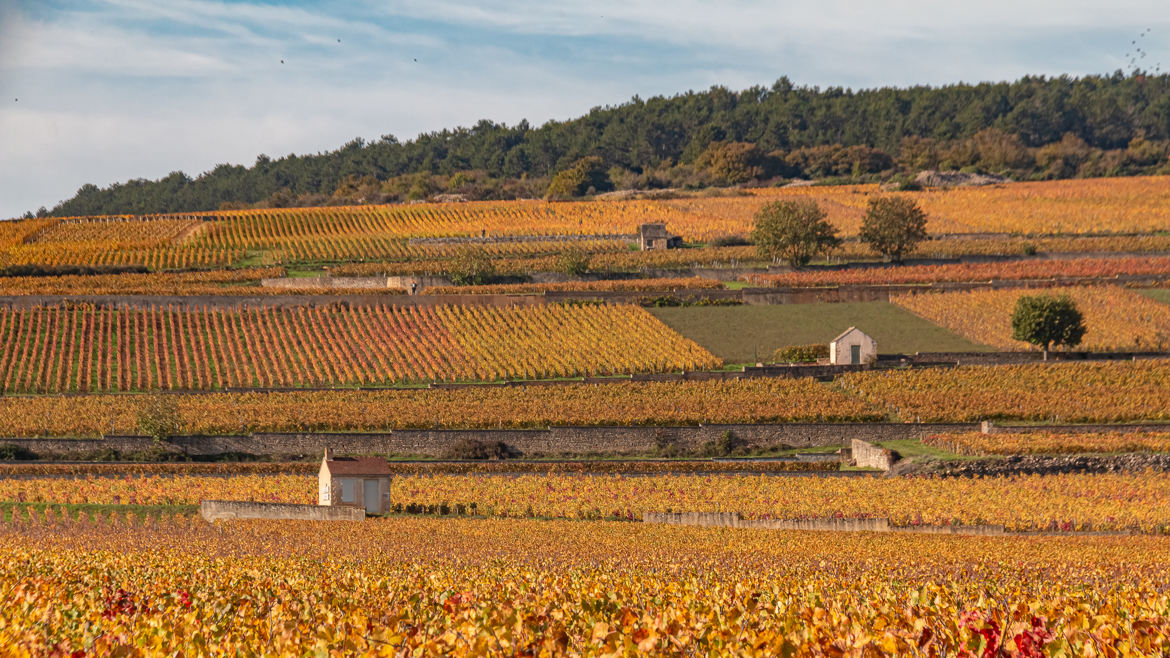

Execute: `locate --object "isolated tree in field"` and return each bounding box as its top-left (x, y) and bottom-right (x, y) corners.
top-left (859, 196), bottom-right (928, 263)
top-left (751, 200), bottom-right (840, 268)
top-left (1010, 294), bottom-right (1086, 359)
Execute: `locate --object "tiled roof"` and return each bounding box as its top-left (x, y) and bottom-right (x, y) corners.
top-left (325, 457), bottom-right (391, 476)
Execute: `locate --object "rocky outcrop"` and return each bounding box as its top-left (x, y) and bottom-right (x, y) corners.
top-left (914, 170), bottom-right (1010, 187)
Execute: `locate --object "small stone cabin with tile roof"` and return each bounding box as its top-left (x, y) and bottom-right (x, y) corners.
top-left (318, 448), bottom-right (392, 515)
top-left (829, 327), bottom-right (877, 365)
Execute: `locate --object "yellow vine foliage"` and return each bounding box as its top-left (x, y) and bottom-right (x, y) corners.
top-left (5, 470), bottom-right (1170, 532)
top-left (0, 378), bottom-right (877, 437)
top-left (0, 302), bottom-right (719, 392)
top-left (6, 176), bottom-right (1170, 270)
top-left (837, 360), bottom-right (1170, 423)
top-left (926, 431), bottom-right (1170, 456)
top-left (892, 286), bottom-right (1170, 351)
top-left (1, 517), bottom-right (1167, 655)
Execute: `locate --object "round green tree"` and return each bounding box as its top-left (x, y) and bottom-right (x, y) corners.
top-left (1010, 294), bottom-right (1086, 358)
top-left (751, 199), bottom-right (840, 268)
top-left (859, 196), bottom-right (928, 263)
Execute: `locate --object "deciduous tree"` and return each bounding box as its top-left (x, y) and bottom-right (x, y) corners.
top-left (751, 200), bottom-right (840, 268)
top-left (859, 196), bottom-right (928, 263)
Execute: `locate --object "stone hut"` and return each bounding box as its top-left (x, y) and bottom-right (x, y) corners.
top-left (829, 327), bottom-right (877, 365)
top-left (638, 223), bottom-right (682, 250)
top-left (318, 448), bottom-right (392, 515)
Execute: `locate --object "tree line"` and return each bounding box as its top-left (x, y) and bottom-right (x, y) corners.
top-left (32, 72), bottom-right (1170, 218)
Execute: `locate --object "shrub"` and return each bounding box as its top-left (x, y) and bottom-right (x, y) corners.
top-left (0, 444), bottom-right (36, 461)
top-left (699, 430), bottom-right (747, 457)
top-left (773, 344), bottom-right (830, 363)
top-left (554, 249), bottom-right (591, 276)
top-left (447, 246), bottom-right (497, 286)
top-left (137, 393), bottom-right (182, 443)
top-left (709, 234), bottom-right (752, 247)
top-left (446, 439), bottom-right (517, 460)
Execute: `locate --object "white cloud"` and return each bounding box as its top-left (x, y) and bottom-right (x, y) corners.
top-left (0, 0), bottom-right (1167, 217)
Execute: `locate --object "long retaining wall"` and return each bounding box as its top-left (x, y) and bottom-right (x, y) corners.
top-left (642, 512), bottom-right (1011, 536)
top-left (199, 500), bottom-right (364, 522)
top-left (4, 272), bottom-right (1168, 310)
top-left (1, 422), bottom-right (980, 458)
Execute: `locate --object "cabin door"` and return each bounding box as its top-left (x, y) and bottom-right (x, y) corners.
top-left (850, 344), bottom-right (861, 364)
top-left (363, 480), bottom-right (380, 514)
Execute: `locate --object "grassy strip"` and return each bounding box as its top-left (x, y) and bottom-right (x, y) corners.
top-left (649, 302), bottom-right (991, 363)
top-left (1138, 288), bottom-right (1170, 304)
top-left (873, 439), bottom-right (983, 461)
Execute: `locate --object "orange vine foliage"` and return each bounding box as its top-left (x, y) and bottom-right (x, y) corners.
top-left (892, 286), bottom-right (1170, 351)
top-left (7, 470), bottom-right (1170, 532)
top-left (0, 302), bottom-right (718, 392)
top-left (6, 176), bottom-right (1170, 270)
top-left (0, 267), bottom-right (285, 295)
top-left (746, 256), bottom-right (1170, 287)
top-left (926, 431), bottom-right (1170, 456)
top-left (0, 378), bottom-right (876, 437)
top-left (1, 517), bottom-right (1166, 655)
top-left (838, 360), bottom-right (1170, 423)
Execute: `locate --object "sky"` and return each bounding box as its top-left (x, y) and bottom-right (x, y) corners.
top-left (0, 1), bottom-right (1166, 219)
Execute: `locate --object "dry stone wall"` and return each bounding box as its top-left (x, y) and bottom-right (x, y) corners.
top-left (199, 500), bottom-right (364, 522)
top-left (1, 422), bottom-right (978, 458)
top-left (850, 439), bottom-right (899, 471)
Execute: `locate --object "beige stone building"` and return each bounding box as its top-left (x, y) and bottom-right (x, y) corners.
top-left (829, 327), bottom-right (877, 365)
top-left (638, 223), bottom-right (682, 250)
top-left (318, 449), bottom-right (392, 515)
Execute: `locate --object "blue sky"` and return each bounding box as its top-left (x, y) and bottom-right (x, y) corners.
top-left (0, 0), bottom-right (1166, 218)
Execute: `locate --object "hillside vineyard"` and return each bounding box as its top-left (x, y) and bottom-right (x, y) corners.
top-left (0, 303), bottom-right (719, 392)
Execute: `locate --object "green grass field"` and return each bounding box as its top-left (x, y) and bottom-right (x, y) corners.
top-left (650, 302), bottom-right (992, 363)
top-left (1138, 288), bottom-right (1170, 305)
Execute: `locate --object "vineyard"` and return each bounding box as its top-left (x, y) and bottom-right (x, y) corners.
top-left (1, 360), bottom-right (1168, 437)
top-left (838, 360), bottom-right (1170, 423)
top-left (0, 302), bottom-right (719, 392)
top-left (0, 378), bottom-right (878, 437)
top-left (892, 286), bottom-right (1170, 351)
top-left (2, 517), bottom-right (1166, 655)
top-left (746, 255), bottom-right (1170, 288)
top-left (4, 176), bottom-right (1170, 270)
top-left (926, 431), bottom-right (1170, 456)
top-left (4, 470), bottom-right (1170, 531)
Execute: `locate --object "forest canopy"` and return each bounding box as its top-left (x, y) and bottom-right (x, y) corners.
top-left (39, 73), bottom-right (1170, 217)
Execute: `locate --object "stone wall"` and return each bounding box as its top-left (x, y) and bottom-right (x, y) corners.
top-left (643, 512), bottom-right (891, 532)
top-left (850, 439), bottom-right (898, 471)
top-left (4, 271), bottom-right (1169, 310)
top-left (199, 500), bottom-right (365, 522)
top-left (642, 512), bottom-right (1010, 535)
top-left (261, 276), bottom-right (399, 290)
top-left (2, 422), bottom-right (979, 458)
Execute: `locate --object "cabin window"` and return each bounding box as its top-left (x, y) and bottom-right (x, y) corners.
top-left (340, 479), bottom-right (355, 503)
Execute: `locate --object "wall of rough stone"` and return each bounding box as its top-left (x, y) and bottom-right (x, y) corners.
top-left (642, 512), bottom-right (1009, 535)
top-left (3, 272), bottom-right (1167, 310)
top-left (199, 500), bottom-right (365, 522)
top-left (1, 422), bottom-right (979, 458)
top-left (850, 439), bottom-right (898, 470)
